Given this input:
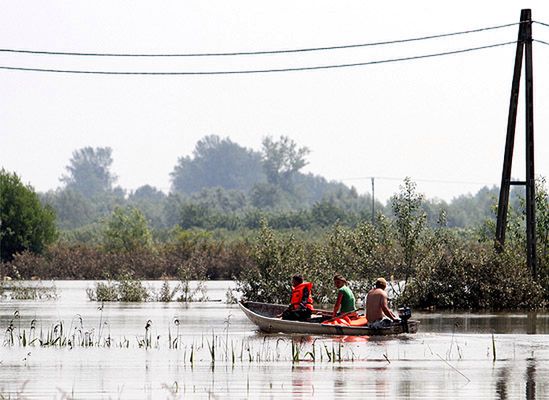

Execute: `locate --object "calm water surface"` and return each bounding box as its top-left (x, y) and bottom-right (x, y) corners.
top-left (0, 281), bottom-right (547, 399)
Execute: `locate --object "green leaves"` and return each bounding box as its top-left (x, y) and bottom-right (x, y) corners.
top-left (102, 206), bottom-right (153, 253)
top-left (0, 169), bottom-right (58, 262)
top-left (60, 147), bottom-right (117, 198)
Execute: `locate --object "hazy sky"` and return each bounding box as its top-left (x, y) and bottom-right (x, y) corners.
top-left (1, 1), bottom-right (549, 202)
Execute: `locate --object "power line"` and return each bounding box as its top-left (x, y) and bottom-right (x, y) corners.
top-left (0, 41), bottom-right (516, 76)
top-left (533, 20), bottom-right (549, 28)
top-left (0, 22), bottom-right (519, 58)
top-left (340, 176), bottom-right (497, 186)
top-left (534, 39), bottom-right (549, 46)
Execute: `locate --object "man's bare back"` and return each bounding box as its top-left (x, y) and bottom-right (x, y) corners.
top-left (366, 285), bottom-right (397, 322)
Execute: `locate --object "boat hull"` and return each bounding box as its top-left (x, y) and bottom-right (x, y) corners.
top-left (239, 301), bottom-right (419, 336)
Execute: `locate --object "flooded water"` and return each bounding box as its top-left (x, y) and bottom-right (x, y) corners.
top-left (0, 281), bottom-right (548, 399)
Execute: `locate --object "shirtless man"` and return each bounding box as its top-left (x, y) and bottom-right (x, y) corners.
top-left (366, 277), bottom-right (398, 326)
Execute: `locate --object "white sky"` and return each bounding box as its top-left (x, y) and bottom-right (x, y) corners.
top-left (1, 1), bottom-right (549, 202)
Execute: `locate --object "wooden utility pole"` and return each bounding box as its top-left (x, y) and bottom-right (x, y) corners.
top-left (371, 177), bottom-right (375, 225)
top-left (495, 9), bottom-right (537, 278)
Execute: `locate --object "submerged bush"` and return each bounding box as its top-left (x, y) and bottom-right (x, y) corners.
top-left (117, 272), bottom-right (149, 302)
top-left (87, 281), bottom-right (118, 302)
top-left (152, 279), bottom-right (179, 302)
top-left (399, 242), bottom-right (545, 310)
top-left (86, 272), bottom-right (148, 302)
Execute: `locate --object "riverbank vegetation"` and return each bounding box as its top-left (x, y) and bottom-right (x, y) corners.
top-left (1, 137), bottom-right (548, 310)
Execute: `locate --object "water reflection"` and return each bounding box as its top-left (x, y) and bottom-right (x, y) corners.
top-left (496, 365), bottom-right (509, 399)
top-left (527, 313), bottom-right (537, 335)
top-left (526, 360), bottom-right (536, 400)
top-left (418, 311), bottom-right (549, 334)
top-left (292, 365), bottom-right (314, 399)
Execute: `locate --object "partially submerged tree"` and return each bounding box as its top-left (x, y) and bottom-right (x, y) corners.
top-left (389, 177), bottom-right (428, 288)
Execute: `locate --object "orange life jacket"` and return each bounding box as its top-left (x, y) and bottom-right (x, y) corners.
top-left (290, 282), bottom-right (314, 311)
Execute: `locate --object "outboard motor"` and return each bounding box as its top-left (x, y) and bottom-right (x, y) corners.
top-left (398, 307), bottom-right (412, 333)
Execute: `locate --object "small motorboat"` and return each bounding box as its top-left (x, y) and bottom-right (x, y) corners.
top-left (239, 301), bottom-right (419, 335)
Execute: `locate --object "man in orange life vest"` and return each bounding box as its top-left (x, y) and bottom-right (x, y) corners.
top-left (281, 274), bottom-right (314, 321)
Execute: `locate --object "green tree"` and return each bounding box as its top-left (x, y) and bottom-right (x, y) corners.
top-left (250, 183), bottom-right (287, 209)
top-left (0, 169), bottom-right (58, 261)
top-left (311, 200), bottom-right (348, 227)
top-left (127, 185), bottom-right (167, 229)
top-left (170, 135), bottom-right (265, 194)
top-left (61, 147), bottom-right (117, 198)
top-left (40, 188), bottom-right (95, 229)
top-left (102, 207), bottom-right (153, 252)
top-left (390, 178), bottom-right (428, 285)
top-left (261, 136), bottom-right (310, 191)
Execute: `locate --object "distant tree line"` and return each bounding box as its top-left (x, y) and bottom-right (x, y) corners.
top-left (31, 136), bottom-right (523, 239)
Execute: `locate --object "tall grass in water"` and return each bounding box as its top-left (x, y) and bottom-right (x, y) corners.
top-left (1, 281), bottom-right (58, 300)
top-left (86, 277), bottom-right (209, 303)
top-left (3, 312), bottom-right (368, 364)
top-left (206, 331), bottom-right (216, 364)
top-left (168, 318), bottom-right (180, 349)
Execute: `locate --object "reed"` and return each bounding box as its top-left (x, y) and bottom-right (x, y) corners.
top-left (145, 320), bottom-right (152, 349)
top-left (206, 332), bottom-right (215, 363)
top-left (97, 303), bottom-right (104, 344)
top-left (304, 343), bottom-right (316, 362)
top-left (291, 339), bottom-right (299, 363)
top-left (174, 318), bottom-right (180, 349)
top-left (492, 333), bottom-right (496, 362)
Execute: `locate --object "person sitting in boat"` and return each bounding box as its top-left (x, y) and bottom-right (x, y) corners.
top-left (332, 273), bottom-right (356, 317)
top-left (365, 277), bottom-right (399, 328)
top-left (280, 274), bottom-right (314, 321)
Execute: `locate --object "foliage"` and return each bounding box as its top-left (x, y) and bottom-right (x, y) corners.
top-left (127, 185), bottom-right (168, 229)
top-left (170, 135), bottom-right (265, 194)
top-left (86, 281), bottom-right (119, 302)
top-left (40, 188), bottom-right (95, 229)
top-left (237, 222), bottom-right (309, 304)
top-left (236, 178), bottom-right (549, 310)
top-left (261, 136), bottom-right (310, 191)
top-left (534, 178), bottom-right (549, 294)
top-left (400, 242), bottom-right (544, 310)
top-left (152, 279), bottom-right (179, 302)
top-left (102, 206), bottom-right (154, 253)
top-left (0, 169), bottom-right (58, 262)
top-left (86, 272), bottom-right (149, 302)
top-left (60, 147), bottom-right (117, 198)
top-left (0, 280), bottom-right (58, 300)
top-left (389, 177), bottom-right (428, 291)
top-left (117, 271), bottom-right (150, 302)
top-left (250, 183), bottom-right (288, 209)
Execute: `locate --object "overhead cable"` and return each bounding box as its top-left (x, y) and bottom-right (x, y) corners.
top-left (0, 22), bottom-right (519, 57)
top-left (340, 176), bottom-right (497, 186)
top-left (0, 41), bottom-right (516, 76)
top-left (534, 39), bottom-right (549, 46)
top-left (533, 20), bottom-right (549, 28)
